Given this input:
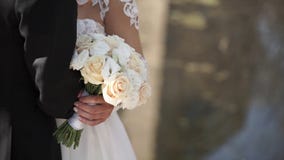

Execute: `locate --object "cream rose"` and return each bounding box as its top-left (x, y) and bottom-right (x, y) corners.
top-left (138, 82), bottom-right (152, 106)
top-left (128, 52), bottom-right (147, 80)
top-left (102, 73), bottom-right (131, 106)
top-left (118, 70), bottom-right (143, 109)
top-left (121, 92), bottom-right (139, 110)
top-left (80, 55), bottom-right (106, 85)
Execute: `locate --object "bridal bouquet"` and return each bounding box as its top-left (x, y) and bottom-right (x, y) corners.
top-left (54, 33), bottom-right (151, 149)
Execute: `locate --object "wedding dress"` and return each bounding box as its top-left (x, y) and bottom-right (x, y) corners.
top-left (56, 0), bottom-right (139, 159)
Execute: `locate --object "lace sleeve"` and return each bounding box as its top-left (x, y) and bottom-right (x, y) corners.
top-left (91, 0), bottom-right (110, 21)
top-left (119, 0), bottom-right (139, 30)
top-left (89, 0), bottom-right (139, 30)
top-left (103, 0), bottom-right (142, 53)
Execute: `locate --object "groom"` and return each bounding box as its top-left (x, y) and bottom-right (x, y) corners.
top-left (0, 0), bottom-right (113, 160)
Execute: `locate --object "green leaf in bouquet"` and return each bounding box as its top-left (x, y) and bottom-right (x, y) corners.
top-left (85, 83), bottom-right (102, 95)
top-left (53, 121), bottom-right (83, 149)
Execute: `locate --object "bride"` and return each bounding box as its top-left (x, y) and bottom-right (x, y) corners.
top-left (56, 0), bottom-right (142, 159)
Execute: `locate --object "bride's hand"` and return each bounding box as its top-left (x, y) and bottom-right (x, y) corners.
top-left (74, 96), bottom-right (114, 126)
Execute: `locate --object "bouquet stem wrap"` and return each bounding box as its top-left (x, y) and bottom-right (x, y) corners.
top-left (53, 84), bottom-right (101, 149)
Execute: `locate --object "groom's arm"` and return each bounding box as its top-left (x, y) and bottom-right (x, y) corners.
top-left (15, 0), bottom-right (81, 118)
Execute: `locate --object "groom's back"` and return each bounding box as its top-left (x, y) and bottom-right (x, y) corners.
top-left (0, 1), bottom-right (60, 160)
top-left (0, 0), bottom-right (36, 106)
top-left (0, 0), bottom-right (80, 160)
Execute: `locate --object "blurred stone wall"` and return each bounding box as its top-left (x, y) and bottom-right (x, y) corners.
top-left (156, 0), bottom-right (284, 160)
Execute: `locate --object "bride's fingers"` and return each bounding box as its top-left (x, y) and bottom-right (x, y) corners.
top-left (79, 116), bottom-right (105, 126)
top-left (90, 104), bottom-right (114, 114)
top-left (74, 107), bottom-right (94, 120)
top-left (75, 107), bottom-right (109, 120)
top-left (79, 96), bottom-right (105, 104)
top-left (74, 101), bottom-right (98, 114)
top-left (74, 101), bottom-right (113, 114)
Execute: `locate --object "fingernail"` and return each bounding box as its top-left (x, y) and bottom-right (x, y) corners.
top-left (77, 91), bottom-right (82, 98)
top-left (73, 107), bottom-right (78, 112)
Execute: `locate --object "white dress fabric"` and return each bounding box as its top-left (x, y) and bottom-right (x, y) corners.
top-left (56, 0), bottom-right (139, 159)
top-left (56, 110), bottom-right (136, 160)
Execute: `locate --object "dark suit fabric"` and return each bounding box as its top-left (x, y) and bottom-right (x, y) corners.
top-left (0, 0), bottom-right (80, 159)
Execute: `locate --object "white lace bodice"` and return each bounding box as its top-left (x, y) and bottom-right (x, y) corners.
top-left (77, 19), bottom-right (105, 35)
top-left (77, 0), bottom-right (139, 30)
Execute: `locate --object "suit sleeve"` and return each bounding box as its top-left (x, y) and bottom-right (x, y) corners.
top-left (16, 0), bottom-right (82, 118)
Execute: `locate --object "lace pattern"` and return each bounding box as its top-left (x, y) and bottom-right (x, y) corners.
top-left (77, 19), bottom-right (105, 35)
top-left (77, 0), bottom-right (139, 30)
top-left (120, 0), bottom-right (139, 30)
top-left (91, 0), bottom-right (110, 21)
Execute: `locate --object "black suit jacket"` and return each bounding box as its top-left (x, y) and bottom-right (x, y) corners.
top-left (0, 0), bottom-right (81, 159)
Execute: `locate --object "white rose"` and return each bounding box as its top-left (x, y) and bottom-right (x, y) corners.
top-left (80, 55), bottom-right (106, 85)
top-left (70, 50), bottom-right (89, 70)
top-left (101, 56), bottom-right (121, 79)
top-left (76, 35), bottom-right (94, 51)
top-left (126, 69), bottom-right (143, 90)
top-left (137, 82), bottom-right (151, 106)
top-left (76, 35), bottom-right (91, 46)
top-left (102, 73), bottom-right (131, 106)
top-left (128, 52), bottom-right (148, 80)
top-left (121, 91), bottom-right (140, 110)
top-left (89, 41), bottom-right (111, 56)
top-left (112, 43), bottom-right (134, 66)
top-left (89, 33), bottom-right (106, 40)
top-left (105, 35), bottom-right (125, 48)
top-left (111, 35), bottom-right (125, 42)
